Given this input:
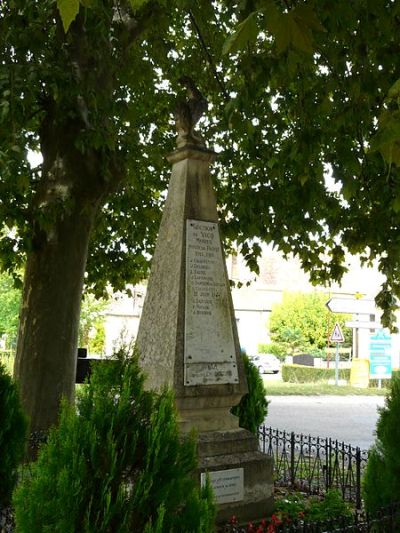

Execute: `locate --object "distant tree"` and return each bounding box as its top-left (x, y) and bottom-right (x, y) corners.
top-left (277, 327), bottom-right (306, 356)
top-left (0, 273), bottom-right (21, 348)
top-left (258, 342), bottom-right (286, 360)
top-left (78, 294), bottom-right (107, 355)
top-left (269, 292), bottom-right (351, 354)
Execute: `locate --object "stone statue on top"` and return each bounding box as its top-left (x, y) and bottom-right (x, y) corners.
top-left (174, 76), bottom-right (208, 148)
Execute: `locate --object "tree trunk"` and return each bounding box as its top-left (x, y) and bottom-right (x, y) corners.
top-left (12, 8), bottom-right (128, 437)
top-left (14, 197), bottom-right (100, 434)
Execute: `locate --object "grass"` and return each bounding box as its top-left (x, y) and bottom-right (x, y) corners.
top-left (263, 379), bottom-right (387, 396)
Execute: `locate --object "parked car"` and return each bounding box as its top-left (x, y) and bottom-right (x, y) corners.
top-left (249, 353), bottom-right (281, 374)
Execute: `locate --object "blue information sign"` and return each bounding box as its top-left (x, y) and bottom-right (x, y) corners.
top-left (369, 329), bottom-right (392, 379)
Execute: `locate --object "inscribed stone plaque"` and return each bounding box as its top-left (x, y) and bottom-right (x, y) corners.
top-left (200, 468), bottom-right (244, 504)
top-left (185, 219), bottom-right (238, 386)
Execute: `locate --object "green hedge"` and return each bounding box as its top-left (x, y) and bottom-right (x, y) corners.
top-left (282, 364), bottom-right (351, 383)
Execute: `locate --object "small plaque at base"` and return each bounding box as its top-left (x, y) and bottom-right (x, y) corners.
top-left (201, 468), bottom-right (244, 504)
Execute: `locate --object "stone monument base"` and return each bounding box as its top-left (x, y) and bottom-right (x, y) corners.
top-left (197, 429), bottom-right (274, 524)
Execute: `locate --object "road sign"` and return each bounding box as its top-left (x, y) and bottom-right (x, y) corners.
top-left (369, 330), bottom-right (392, 379)
top-left (330, 322), bottom-right (345, 343)
top-left (326, 297), bottom-right (375, 315)
top-left (345, 321), bottom-right (382, 329)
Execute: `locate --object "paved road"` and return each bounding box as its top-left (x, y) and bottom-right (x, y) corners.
top-left (265, 396), bottom-right (385, 450)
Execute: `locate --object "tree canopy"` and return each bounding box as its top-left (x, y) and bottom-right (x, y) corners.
top-left (215, 0), bottom-right (400, 329)
top-left (2, 0), bottom-right (400, 431)
top-left (2, 1), bottom-right (400, 317)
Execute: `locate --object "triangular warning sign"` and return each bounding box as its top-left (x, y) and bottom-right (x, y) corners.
top-left (330, 322), bottom-right (345, 343)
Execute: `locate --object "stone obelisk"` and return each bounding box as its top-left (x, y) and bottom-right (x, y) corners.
top-left (136, 77), bottom-right (273, 523)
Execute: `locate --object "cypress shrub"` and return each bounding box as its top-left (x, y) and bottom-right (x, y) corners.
top-left (0, 361), bottom-right (27, 507)
top-left (363, 373), bottom-right (400, 512)
top-left (231, 355), bottom-right (269, 434)
top-left (13, 347), bottom-right (215, 532)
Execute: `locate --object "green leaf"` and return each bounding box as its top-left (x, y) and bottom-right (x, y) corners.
top-left (261, 0), bottom-right (281, 31)
top-left (387, 78), bottom-right (400, 100)
top-left (129, 0), bottom-right (150, 13)
top-left (263, 3), bottom-right (321, 55)
top-left (342, 179), bottom-right (357, 200)
top-left (290, 16), bottom-right (314, 54)
top-left (222, 12), bottom-right (258, 55)
top-left (293, 5), bottom-right (326, 34)
top-left (57, 0), bottom-right (80, 33)
top-left (275, 17), bottom-right (293, 54)
top-left (370, 110), bottom-right (400, 166)
top-left (262, 2), bottom-right (289, 54)
top-left (392, 195), bottom-right (400, 213)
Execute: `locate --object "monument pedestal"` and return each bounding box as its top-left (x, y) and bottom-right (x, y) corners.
top-left (198, 430), bottom-right (274, 523)
top-left (136, 143), bottom-right (274, 524)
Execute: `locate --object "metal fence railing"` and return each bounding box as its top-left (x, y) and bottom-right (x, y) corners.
top-left (258, 426), bottom-right (369, 509)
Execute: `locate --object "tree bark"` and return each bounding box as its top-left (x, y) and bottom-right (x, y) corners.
top-left (14, 196), bottom-right (101, 433)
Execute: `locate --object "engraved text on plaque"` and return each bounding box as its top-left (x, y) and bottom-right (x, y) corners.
top-left (185, 219), bottom-right (238, 386)
top-left (200, 468), bottom-right (244, 504)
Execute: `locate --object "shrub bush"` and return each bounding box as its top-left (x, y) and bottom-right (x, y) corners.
top-left (13, 346), bottom-right (215, 532)
top-left (274, 489), bottom-right (351, 523)
top-left (281, 364), bottom-right (350, 383)
top-left (0, 361), bottom-right (27, 506)
top-left (363, 373), bottom-right (400, 512)
top-left (231, 355), bottom-right (269, 434)
top-left (305, 489), bottom-right (352, 522)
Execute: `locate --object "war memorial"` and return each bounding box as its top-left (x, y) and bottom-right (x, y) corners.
top-left (136, 78), bottom-right (273, 523)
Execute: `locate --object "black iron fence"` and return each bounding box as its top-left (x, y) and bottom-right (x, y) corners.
top-left (258, 426), bottom-right (369, 509)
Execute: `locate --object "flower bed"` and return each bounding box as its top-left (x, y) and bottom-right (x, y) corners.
top-left (221, 488), bottom-right (352, 532)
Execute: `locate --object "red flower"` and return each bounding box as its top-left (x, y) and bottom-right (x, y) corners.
top-left (256, 527), bottom-right (264, 533)
top-left (271, 514), bottom-right (282, 526)
top-left (247, 522), bottom-right (255, 532)
top-left (230, 515), bottom-right (238, 525)
top-left (267, 525), bottom-right (275, 533)
top-left (260, 519), bottom-right (268, 527)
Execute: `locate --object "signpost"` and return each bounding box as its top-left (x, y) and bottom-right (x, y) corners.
top-left (326, 296), bottom-right (378, 360)
top-left (330, 323), bottom-right (345, 386)
top-left (369, 329), bottom-right (392, 388)
top-left (345, 321), bottom-right (382, 330)
top-left (326, 297), bottom-right (375, 315)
